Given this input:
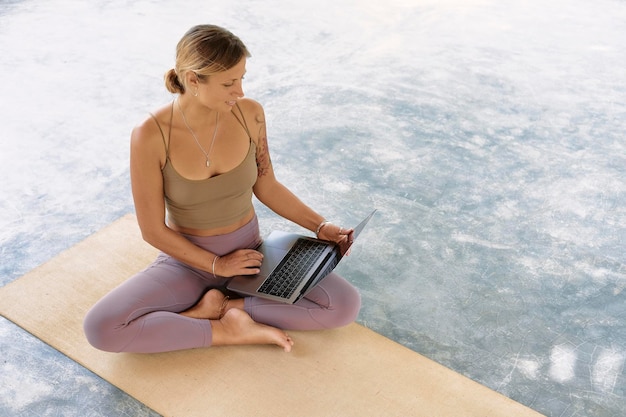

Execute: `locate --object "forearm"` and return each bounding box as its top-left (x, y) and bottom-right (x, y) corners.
top-left (139, 223), bottom-right (216, 272)
top-left (255, 181), bottom-right (350, 252)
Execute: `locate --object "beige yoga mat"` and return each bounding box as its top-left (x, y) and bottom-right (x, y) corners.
top-left (0, 214), bottom-right (543, 417)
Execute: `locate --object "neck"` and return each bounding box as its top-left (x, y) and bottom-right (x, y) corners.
top-left (176, 96), bottom-right (219, 128)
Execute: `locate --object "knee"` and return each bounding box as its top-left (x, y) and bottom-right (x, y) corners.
top-left (321, 276), bottom-right (361, 328)
top-left (334, 280), bottom-right (361, 326)
top-left (83, 306), bottom-right (121, 352)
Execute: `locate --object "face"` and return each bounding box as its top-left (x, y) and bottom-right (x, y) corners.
top-left (196, 57), bottom-right (247, 111)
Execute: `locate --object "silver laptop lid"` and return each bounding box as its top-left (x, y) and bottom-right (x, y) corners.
top-left (345, 209), bottom-right (376, 252)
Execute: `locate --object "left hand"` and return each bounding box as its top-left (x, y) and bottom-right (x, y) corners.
top-left (317, 223), bottom-right (354, 256)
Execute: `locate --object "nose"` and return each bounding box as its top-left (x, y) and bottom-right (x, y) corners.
top-left (233, 82), bottom-right (244, 98)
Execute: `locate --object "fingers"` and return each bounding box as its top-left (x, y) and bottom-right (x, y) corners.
top-left (240, 249), bottom-right (263, 263)
top-left (217, 249), bottom-right (264, 277)
top-left (344, 228), bottom-right (355, 243)
top-left (318, 224), bottom-right (355, 256)
top-left (238, 249), bottom-right (263, 274)
top-left (335, 226), bottom-right (354, 245)
top-left (328, 226), bottom-right (354, 255)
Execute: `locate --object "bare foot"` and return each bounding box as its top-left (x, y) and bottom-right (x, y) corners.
top-left (181, 289), bottom-right (227, 320)
top-left (211, 308), bottom-right (294, 352)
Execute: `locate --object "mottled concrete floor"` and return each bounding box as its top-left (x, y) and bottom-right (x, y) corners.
top-left (1, 0), bottom-right (625, 416)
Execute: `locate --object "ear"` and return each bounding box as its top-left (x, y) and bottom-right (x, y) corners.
top-left (185, 71), bottom-right (200, 89)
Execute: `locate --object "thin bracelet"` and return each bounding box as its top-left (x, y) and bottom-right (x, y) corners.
top-left (315, 220), bottom-right (330, 237)
top-left (212, 256), bottom-right (220, 278)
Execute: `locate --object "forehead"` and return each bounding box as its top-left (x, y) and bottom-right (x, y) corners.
top-left (213, 57), bottom-right (247, 81)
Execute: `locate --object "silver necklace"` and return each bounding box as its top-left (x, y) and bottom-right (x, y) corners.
top-left (176, 98), bottom-right (219, 167)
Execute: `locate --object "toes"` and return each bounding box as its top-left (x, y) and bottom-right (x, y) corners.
top-left (283, 333), bottom-right (294, 352)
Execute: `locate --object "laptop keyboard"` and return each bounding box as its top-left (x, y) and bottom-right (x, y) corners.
top-left (258, 238), bottom-right (328, 299)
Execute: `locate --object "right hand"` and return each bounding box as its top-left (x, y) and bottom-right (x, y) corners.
top-left (213, 249), bottom-right (263, 277)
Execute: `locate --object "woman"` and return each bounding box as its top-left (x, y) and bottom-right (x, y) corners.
top-left (83, 24), bottom-right (361, 353)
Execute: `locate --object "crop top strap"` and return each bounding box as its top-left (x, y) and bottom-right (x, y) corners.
top-left (148, 101), bottom-right (174, 159)
top-left (232, 102), bottom-right (252, 140)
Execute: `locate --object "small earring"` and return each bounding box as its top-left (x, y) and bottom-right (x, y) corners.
top-left (193, 88), bottom-right (198, 97)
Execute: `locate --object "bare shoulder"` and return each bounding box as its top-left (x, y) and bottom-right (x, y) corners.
top-left (236, 99), bottom-right (273, 177)
top-left (236, 97), bottom-right (266, 125)
top-left (132, 103), bottom-right (171, 140)
top-left (130, 104), bottom-right (171, 164)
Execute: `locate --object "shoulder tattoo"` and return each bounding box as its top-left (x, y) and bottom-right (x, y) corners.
top-left (255, 116), bottom-right (272, 177)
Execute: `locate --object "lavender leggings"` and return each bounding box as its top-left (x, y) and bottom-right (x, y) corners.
top-left (83, 215), bottom-right (361, 353)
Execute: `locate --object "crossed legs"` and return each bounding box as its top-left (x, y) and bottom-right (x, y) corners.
top-left (84, 256), bottom-right (359, 353)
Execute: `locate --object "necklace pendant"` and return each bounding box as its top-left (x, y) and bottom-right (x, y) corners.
top-left (206, 160), bottom-right (211, 168)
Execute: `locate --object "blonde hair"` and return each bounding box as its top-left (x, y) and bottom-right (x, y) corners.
top-left (164, 25), bottom-right (251, 94)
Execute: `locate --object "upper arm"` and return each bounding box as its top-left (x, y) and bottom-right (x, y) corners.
top-left (129, 119), bottom-right (168, 237)
top-left (237, 99), bottom-right (280, 199)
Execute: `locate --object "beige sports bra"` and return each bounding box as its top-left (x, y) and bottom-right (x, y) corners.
top-left (150, 102), bottom-right (257, 230)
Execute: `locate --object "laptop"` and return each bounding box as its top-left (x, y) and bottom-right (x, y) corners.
top-left (227, 210), bottom-right (376, 304)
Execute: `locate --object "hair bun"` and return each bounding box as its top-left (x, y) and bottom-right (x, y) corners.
top-left (164, 68), bottom-right (184, 94)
